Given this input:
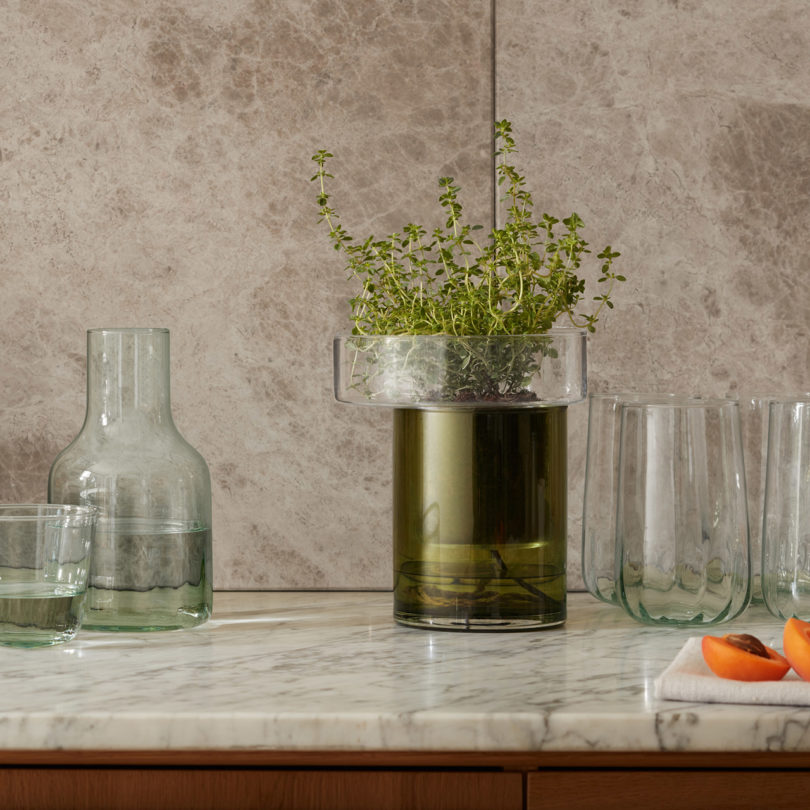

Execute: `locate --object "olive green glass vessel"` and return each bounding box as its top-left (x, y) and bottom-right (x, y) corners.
top-left (335, 330), bottom-right (587, 631)
top-left (394, 407), bottom-right (567, 629)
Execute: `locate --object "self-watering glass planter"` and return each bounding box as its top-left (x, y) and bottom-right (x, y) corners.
top-left (48, 328), bottom-right (213, 632)
top-left (335, 330), bottom-right (587, 631)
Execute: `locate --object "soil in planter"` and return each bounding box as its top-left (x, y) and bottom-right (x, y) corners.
top-left (393, 407), bottom-right (567, 630)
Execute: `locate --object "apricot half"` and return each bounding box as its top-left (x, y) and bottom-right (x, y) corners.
top-left (701, 633), bottom-right (790, 681)
top-left (783, 618), bottom-right (810, 681)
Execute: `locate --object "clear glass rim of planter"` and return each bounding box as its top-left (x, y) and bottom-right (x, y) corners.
top-left (334, 329), bottom-right (587, 409)
top-left (0, 504), bottom-right (99, 525)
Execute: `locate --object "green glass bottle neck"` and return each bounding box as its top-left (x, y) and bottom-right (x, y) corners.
top-left (84, 329), bottom-right (175, 428)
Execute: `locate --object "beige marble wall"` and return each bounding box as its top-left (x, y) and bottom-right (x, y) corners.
top-left (497, 0), bottom-right (810, 587)
top-left (1, 1), bottom-right (808, 589)
top-left (0, 0), bottom-right (492, 588)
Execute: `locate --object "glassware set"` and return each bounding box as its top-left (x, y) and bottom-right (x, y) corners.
top-left (6, 329), bottom-right (810, 644)
top-left (583, 391), bottom-right (810, 626)
top-left (0, 328), bottom-right (212, 648)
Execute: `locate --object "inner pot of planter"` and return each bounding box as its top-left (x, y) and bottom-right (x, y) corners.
top-left (334, 330), bottom-right (587, 631)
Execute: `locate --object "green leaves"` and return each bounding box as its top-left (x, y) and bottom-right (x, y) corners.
top-left (310, 121), bottom-right (625, 341)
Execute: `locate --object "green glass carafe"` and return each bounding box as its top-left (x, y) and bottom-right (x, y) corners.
top-left (49, 328), bottom-right (213, 631)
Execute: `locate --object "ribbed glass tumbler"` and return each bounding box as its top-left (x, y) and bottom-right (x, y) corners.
top-left (582, 392), bottom-right (693, 605)
top-left (762, 398), bottom-right (810, 620)
top-left (616, 398), bottom-right (750, 626)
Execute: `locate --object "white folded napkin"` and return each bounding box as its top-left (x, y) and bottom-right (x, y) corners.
top-left (654, 636), bottom-right (810, 705)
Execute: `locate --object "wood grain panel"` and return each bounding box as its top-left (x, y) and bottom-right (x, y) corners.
top-left (2, 750), bottom-right (810, 769)
top-left (527, 769), bottom-right (810, 810)
top-left (0, 768), bottom-right (523, 810)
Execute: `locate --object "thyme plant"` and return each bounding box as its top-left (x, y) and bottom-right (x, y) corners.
top-left (313, 120), bottom-right (624, 401)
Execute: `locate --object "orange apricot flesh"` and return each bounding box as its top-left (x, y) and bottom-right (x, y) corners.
top-left (783, 618), bottom-right (810, 681)
top-left (701, 634), bottom-right (790, 681)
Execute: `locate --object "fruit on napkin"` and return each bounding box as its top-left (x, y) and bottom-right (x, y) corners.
top-left (701, 633), bottom-right (790, 681)
top-left (783, 618), bottom-right (810, 681)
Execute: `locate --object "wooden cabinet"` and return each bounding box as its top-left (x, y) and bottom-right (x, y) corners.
top-left (1, 769), bottom-right (522, 810)
top-left (527, 767), bottom-right (810, 810)
top-left (2, 750), bottom-right (809, 810)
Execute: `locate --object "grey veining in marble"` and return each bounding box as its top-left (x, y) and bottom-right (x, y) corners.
top-left (2, 592), bottom-right (810, 752)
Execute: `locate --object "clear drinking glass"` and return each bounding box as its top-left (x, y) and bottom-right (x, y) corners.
top-left (0, 504), bottom-right (97, 647)
top-left (616, 398), bottom-right (750, 626)
top-left (762, 398), bottom-right (810, 619)
top-left (582, 392), bottom-right (692, 605)
top-left (48, 328), bottom-right (213, 631)
top-left (729, 392), bottom-right (810, 606)
top-left (732, 394), bottom-right (770, 604)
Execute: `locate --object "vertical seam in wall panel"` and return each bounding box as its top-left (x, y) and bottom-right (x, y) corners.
top-left (490, 0), bottom-right (497, 230)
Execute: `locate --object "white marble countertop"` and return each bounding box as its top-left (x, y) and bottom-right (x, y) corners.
top-left (2, 591), bottom-right (810, 753)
